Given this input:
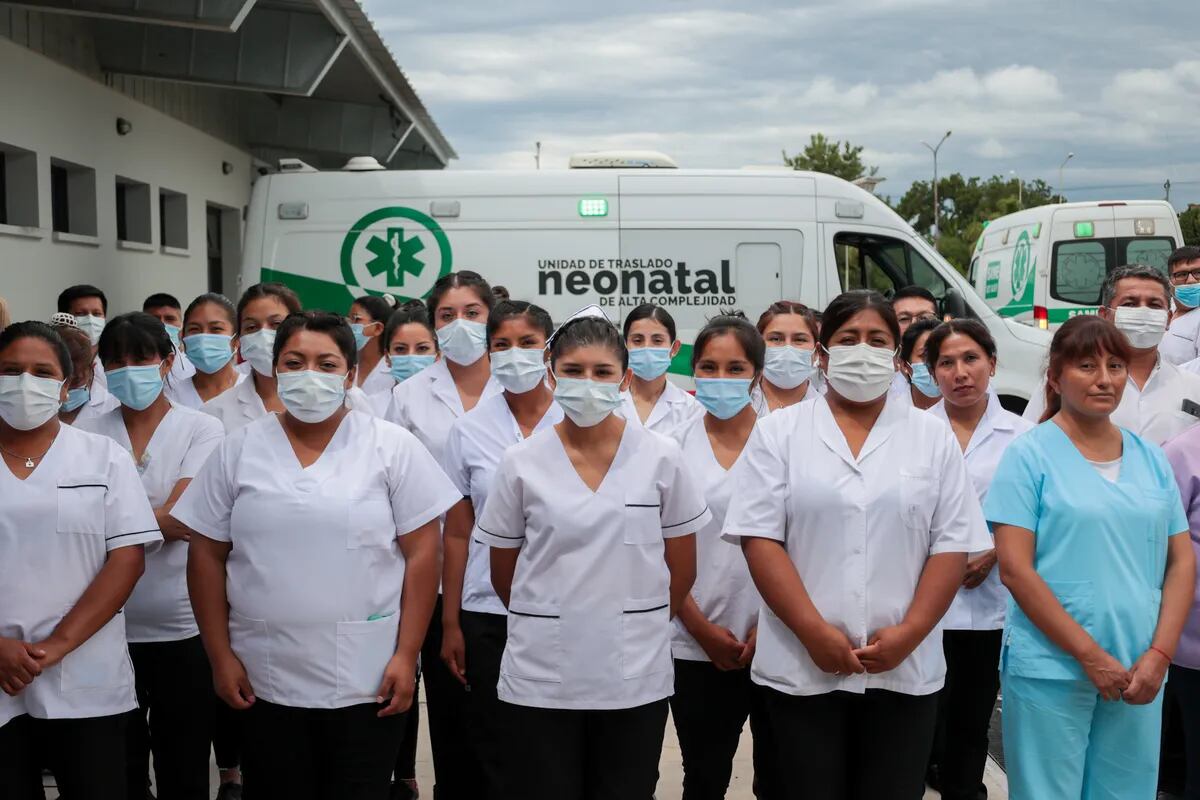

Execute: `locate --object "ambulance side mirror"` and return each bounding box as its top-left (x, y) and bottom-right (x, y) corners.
top-left (941, 288), bottom-right (969, 320)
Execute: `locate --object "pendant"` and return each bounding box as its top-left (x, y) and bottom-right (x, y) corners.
top-left (24, 457), bottom-right (34, 468)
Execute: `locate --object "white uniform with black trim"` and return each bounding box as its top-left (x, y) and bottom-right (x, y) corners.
top-left (476, 422), bottom-right (711, 710)
top-left (0, 425), bottom-right (161, 726)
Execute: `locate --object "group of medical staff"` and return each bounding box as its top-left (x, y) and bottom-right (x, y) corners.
top-left (2, 247), bottom-right (1200, 800)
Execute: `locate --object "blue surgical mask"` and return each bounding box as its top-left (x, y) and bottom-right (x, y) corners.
top-left (628, 347), bottom-right (672, 381)
top-left (694, 378), bottom-right (753, 420)
top-left (239, 329), bottom-right (276, 377)
top-left (61, 386), bottom-right (90, 413)
top-left (350, 323), bottom-right (370, 352)
top-left (164, 324), bottom-right (182, 350)
top-left (437, 319), bottom-right (488, 366)
top-left (389, 354), bottom-right (436, 383)
top-left (183, 334), bottom-right (235, 374)
top-left (1177, 283), bottom-right (1200, 309)
top-left (764, 346), bottom-right (816, 390)
top-left (107, 363), bottom-right (165, 411)
top-left (909, 362), bottom-right (941, 399)
top-left (74, 314), bottom-right (105, 346)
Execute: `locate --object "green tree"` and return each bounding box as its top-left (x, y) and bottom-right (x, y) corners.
top-left (782, 134), bottom-right (877, 181)
top-left (1181, 206), bottom-right (1200, 247)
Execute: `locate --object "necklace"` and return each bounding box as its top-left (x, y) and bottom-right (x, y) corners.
top-left (0, 441), bottom-right (51, 468)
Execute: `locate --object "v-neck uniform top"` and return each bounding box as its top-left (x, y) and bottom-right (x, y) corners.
top-left (670, 415), bottom-right (762, 661)
top-left (476, 422), bottom-right (711, 710)
top-left (0, 425), bottom-right (161, 727)
top-left (928, 394), bottom-right (1034, 631)
top-left (166, 370), bottom-right (247, 410)
top-left (202, 372), bottom-right (269, 434)
top-left (171, 412), bottom-right (461, 709)
top-left (618, 380), bottom-right (704, 440)
top-left (384, 358), bottom-right (503, 469)
top-left (443, 393), bottom-right (563, 616)
top-left (78, 404), bottom-right (224, 642)
top-left (984, 422), bottom-right (1189, 681)
top-left (722, 395), bottom-right (990, 697)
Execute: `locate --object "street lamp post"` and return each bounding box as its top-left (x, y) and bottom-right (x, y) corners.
top-left (1057, 152), bottom-right (1074, 202)
top-left (1010, 169), bottom-right (1022, 208)
top-left (921, 130), bottom-right (952, 239)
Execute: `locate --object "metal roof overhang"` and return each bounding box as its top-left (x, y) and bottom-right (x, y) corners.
top-left (7, 0), bottom-right (455, 169)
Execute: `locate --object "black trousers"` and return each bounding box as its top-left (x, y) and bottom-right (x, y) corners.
top-left (459, 609), bottom-right (509, 800)
top-left (394, 669), bottom-right (420, 782)
top-left (1170, 664), bottom-right (1200, 800)
top-left (670, 658), bottom-right (771, 800)
top-left (763, 687), bottom-right (938, 800)
top-left (213, 697), bottom-right (244, 772)
top-left (242, 699), bottom-right (406, 800)
top-left (0, 712), bottom-right (128, 799)
top-left (503, 698), bottom-right (669, 800)
top-left (931, 629), bottom-right (1002, 800)
top-left (125, 635), bottom-right (215, 800)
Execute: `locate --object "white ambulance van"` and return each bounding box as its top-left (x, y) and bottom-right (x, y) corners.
top-left (241, 154), bottom-right (1051, 408)
top-left (968, 200), bottom-right (1182, 330)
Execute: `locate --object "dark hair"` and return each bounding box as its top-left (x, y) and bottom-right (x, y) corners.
top-left (273, 311), bottom-right (357, 370)
top-left (1041, 315), bottom-right (1134, 422)
top-left (352, 294), bottom-right (397, 324)
top-left (549, 316), bottom-right (628, 371)
top-left (692, 311), bottom-right (765, 374)
top-left (1168, 246), bottom-right (1200, 270)
top-left (97, 312), bottom-right (173, 367)
top-left (922, 319), bottom-right (997, 371)
top-left (622, 304), bottom-right (677, 342)
top-left (426, 271), bottom-right (494, 321)
top-left (818, 291), bottom-right (901, 349)
top-left (184, 292), bottom-right (237, 329)
top-left (1100, 264), bottom-right (1171, 308)
top-left (487, 300), bottom-right (554, 344)
top-left (492, 285), bottom-right (511, 302)
top-left (892, 285), bottom-right (938, 308)
top-left (0, 321), bottom-right (73, 382)
top-left (53, 324), bottom-right (92, 384)
top-left (756, 301), bottom-right (818, 339)
top-left (900, 317), bottom-right (942, 363)
top-left (237, 282), bottom-right (302, 326)
top-left (57, 284), bottom-right (108, 314)
top-left (381, 305), bottom-right (438, 356)
top-left (143, 292), bottom-right (181, 312)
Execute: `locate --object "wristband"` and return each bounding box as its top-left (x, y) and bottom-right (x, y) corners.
top-left (1149, 645), bottom-right (1173, 663)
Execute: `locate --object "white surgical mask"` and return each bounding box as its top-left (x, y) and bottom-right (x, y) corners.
top-left (277, 370), bottom-right (347, 423)
top-left (239, 329), bottom-right (277, 377)
top-left (1112, 306), bottom-right (1169, 350)
top-left (822, 343), bottom-right (896, 403)
top-left (0, 373), bottom-right (65, 431)
top-left (553, 376), bottom-right (623, 427)
top-left (491, 348), bottom-right (547, 394)
top-left (75, 315), bottom-right (106, 346)
top-left (764, 345), bottom-right (816, 390)
top-left (437, 319), bottom-right (488, 366)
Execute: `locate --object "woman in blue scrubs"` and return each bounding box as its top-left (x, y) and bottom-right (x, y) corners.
top-left (986, 315), bottom-right (1195, 799)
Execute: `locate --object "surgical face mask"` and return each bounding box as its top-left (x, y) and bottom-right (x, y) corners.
top-left (0, 373), bottom-right (65, 431)
top-left (491, 348), bottom-right (547, 394)
top-left (75, 315), bottom-right (106, 346)
top-left (437, 319), bottom-right (488, 366)
top-left (1112, 306), bottom-right (1169, 350)
top-left (553, 376), bottom-right (623, 427)
top-left (822, 344), bottom-right (897, 403)
top-left (277, 370), bottom-right (347, 423)
top-left (764, 346), bottom-right (816, 390)
top-left (184, 334), bottom-right (235, 374)
top-left (164, 324), bottom-right (181, 350)
top-left (695, 378), bottom-right (753, 420)
top-left (61, 386), bottom-right (90, 413)
top-left (628, 347), bottom-right (672, 381)
top-left (107, 363), bottom-right (165, 411)
top-left (909, 362), bottom-right (942, 399)
top-left (1176, 283), bottom-right (1200, 310)
top-left (350, 323), bottom-right (371, 352)
top-left (239, 329), bottom-right (277, 377)
top-left (389, 354), bottom-right (436, 383)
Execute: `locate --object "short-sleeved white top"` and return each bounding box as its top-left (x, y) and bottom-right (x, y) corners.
top-left (443, 393), bottom-right (563, 616)
top-left (617, 380), bottom-right (703, 440)
top-left (476, 422), bottom-right (711, 710)
top-left (171, 411), bottom-right (460, 709)
top-left (78, 404), bottom-right (224, 642)
top-left (385, 358), bottom-right (503, 467)
top-left (165, 370), bottom-right (247, 410)
top-left (722, 395), bottom-right (989, 698)
top-left (202, 372), bottom-right (268, 434)
top-left (670, 415), bottom-right (762, 661)
top-left (0, 425), bottom-right (161, 726)
top-left (1162, 309), bottom-right (1200, 366)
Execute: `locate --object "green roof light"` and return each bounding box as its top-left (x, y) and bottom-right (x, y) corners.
top-left (1074, 221), bottom-right (1094, 238)
top-left (578, 198), bottom-right (608, 217)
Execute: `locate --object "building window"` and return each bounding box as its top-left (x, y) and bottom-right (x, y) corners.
top-left (0, 143), bottom-right (39, 228)
top-left (159, 188), bottom-right (188, 250)
top-left (50, 158), bottom-right (97, 236)
top-left (115, 177), bottom-right (151, 244)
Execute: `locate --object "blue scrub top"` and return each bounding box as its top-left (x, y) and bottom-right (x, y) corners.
top-left (983, 422), bottom-right (1189, 680)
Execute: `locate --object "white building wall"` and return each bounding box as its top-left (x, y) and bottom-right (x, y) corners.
top-left (0, 35), bottom-right (253, 321)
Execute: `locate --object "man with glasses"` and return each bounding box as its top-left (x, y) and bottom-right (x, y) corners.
top-left (1163, 246), bottom-right (1200, 366)
top-left (891, 285), bottom-right (940, 335)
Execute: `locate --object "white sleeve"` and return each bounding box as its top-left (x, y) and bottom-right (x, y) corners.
top-left (441, 421), bottom-right (472, 497)
top-left (722, 419), bottom-right (789, 543)
top-left (104, 447), bottom-right (162, 552)
top-left (170, 437), bottom-right (237, 543)
top-left (475, 450), bottom-right (526, 549)
top-left (178, 415), bottom-right (225, 479)
top-left (928, 427), bottom-right (991, 555)
top-left (1022, 378), bottom-right (1046, 423)
top-left (388, 429), bottom-right (462, 536)
top-left (658, 443), bottom-right (711, 538)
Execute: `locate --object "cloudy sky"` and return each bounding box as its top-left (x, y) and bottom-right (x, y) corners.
top-left (364, 0), bottom-right (1200, 208)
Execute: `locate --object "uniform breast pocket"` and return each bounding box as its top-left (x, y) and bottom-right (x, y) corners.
top-left (56, 478), bottom-right (107, 536)
top-left (624, 493), bottom-right (662, 546)
top-left (336, 615), bottom-right (399, 700)
top-left (898, 469), bottom-right (935, 532)
top-left (347, 495), bottom-right (397, 550)
top-left (502, 601), bottom-right (562, 683)
top-left (61, 610), bottom-right (130, 692)
top-left (621, 596), bottom-right (672, 679)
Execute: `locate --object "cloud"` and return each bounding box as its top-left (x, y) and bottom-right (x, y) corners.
top-left (973, 138), bottom-right (1012, 159)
